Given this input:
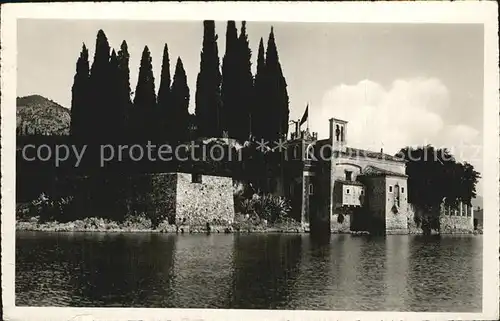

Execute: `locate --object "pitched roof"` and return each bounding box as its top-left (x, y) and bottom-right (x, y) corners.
top-left (361, 165), bottom-right (408, 178)
top-left (312, 139), bottom-right (405, 162)
top-left (342, 147), bottom-right (404, 162)
top-left (336, 179), bottom-right (365, 186)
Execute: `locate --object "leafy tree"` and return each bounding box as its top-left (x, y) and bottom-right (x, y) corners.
top-left (70, 43), bottom-right (90, 140)
top-left (458, 162), bottom-right (480, 205)
top-left (170, 57), bottom-right (190, 144)
top-left (195, 20), bottom-right (222, 138)
top-left (133, 45), bottom-right (157, 142)
top-left (157, 43), bottom-right (172, 143)
top-left (396, 145), bottom-right (480, 232)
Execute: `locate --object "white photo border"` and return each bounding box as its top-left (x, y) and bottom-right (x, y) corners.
top-left (2, 2), bottom-right (499, 320)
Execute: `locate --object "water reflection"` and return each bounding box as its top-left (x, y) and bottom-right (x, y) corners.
top-left (168, 234), bottom-right (234, 308)
top-left (405, 235), bottom-right (482, 312)
top-left (16, 232), bottom-right (482, 311)
top-left (384, 235), bottom-right (410, 311)
top-left (228, 234), bottom-right (303, 309)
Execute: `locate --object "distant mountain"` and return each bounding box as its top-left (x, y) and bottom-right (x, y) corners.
top-left (16, 95), bottom-right (71, 136)
top-left (471, 195), bottom-right (483, 210)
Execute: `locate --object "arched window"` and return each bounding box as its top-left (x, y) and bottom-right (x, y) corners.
top-left (305, 144), bottom-right (314, 160)
top-left (394, 184), bottom-right (400, 206)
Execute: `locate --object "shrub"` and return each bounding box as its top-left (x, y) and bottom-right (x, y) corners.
top-left (237, 193), bottom-right (291, 223)
top-left (30, 193), bottom-right (74, 222)
top-left (16, 203), bottom-right (33, 221)
top-left (122, 213), bottom-right (152, 230)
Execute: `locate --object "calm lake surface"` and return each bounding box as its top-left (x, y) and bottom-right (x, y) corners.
top-left (16, 232), bottom-right (482, 311)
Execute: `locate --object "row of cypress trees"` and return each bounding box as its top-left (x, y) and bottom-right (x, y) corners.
top-left (70, 20), bottom-right (289, 145)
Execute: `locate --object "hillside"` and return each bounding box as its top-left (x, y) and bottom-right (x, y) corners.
top-left (16, 95), bottom-right (71, 136)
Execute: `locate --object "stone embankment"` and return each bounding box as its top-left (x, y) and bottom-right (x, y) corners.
top-left (16, 218), bottom-right (481, 234)
top-left (16, 215), bottom-right (308, 234)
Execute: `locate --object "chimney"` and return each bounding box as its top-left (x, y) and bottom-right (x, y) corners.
top-left (329, 118), bottom-right (334, 141)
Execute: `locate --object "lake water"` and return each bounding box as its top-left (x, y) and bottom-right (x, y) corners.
top-left (16, 232), bottom-right (482, 311)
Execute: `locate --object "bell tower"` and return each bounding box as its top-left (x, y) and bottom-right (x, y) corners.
top-left (329, 118), bottom-right (348, 152)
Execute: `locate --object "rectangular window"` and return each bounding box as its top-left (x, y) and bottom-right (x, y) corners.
top-left (308, 184), bottom-right (314, 195)
top-left (389, 185), bottom-right (393, 193)
top-left (401, 187), bottom-right (405, 193)
top-left (346, 188), bottom-right (350, 194)
top-left (345, 170), bottom-right (353, 181)
top-left (192, 173), bottom-right (202, 183)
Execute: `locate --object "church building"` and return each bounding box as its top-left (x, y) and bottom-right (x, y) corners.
top-left (281, 117), bottom-right (410, 234)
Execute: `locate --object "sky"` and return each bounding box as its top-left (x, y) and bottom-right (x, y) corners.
top-left (17, 20), bottom-right (484, 194)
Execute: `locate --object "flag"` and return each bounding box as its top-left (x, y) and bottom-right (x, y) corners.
top-left (300, 104), bottom-right (309, 126)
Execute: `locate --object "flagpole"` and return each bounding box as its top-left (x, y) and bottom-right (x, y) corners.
top-left (307, 102), bottom-right (310, 132)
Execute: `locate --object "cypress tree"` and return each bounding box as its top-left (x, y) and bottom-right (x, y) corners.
top-left (221, 21), bottom-right (239, 137)
top-left (70, 43), bottom-right (90, 141)
top-left (235, 21), bottom-right (254, 142)
top-left (133, 45), bottom-right (157, 142)
top-left (170, 57), bottom-right (190, 144)
top-left (108, 49), bottom-right (121, 141)
top-left (264, 27), bottom-right (289, 142)
top-left (157, 43), bottom-right (172, 142)
top-left (195, 20), bottom-right (222, 138)
top-left (117, 40), bottom-right (132, 140)
top-left (89, 29), bottom-right (111, 143)
top-left (252, 37), bottom-right (266, 140)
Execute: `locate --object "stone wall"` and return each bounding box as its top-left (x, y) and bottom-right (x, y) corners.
top-left (407, 203), bottom-right (474, 234)
top-left (70, 172), bottom-right (234, 227)
top-left (309, 162), bottom-right (331, 234)
top-left (144, 173), bottom-right (177, 225)
top-left (406, 204), bottom-right (422, 234)
top-left (121, 173), bottom-right (178, 225)
top-left (68, 173), bottom-right (178, 225)
top-left (384, 176), bottom-right (409, 233)
top-left (175, 172), bottom-right (234, 226)
top-left (302, 174), bottom-right (312, 223)
top-left (363, 176), bottom-right (386, 220)
top-left (440, 215), bottom-right (473, 233)
top-left (331, 213), bottom-right (351, 233)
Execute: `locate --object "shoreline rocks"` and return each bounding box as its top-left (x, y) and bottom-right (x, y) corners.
top-left (15, 216), bottom-right (483, 235)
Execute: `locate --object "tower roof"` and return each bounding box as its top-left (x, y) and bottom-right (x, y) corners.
top-left (329, 117), bottom-right (348, 124)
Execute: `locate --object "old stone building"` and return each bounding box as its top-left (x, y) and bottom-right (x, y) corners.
top-left (280, 116), bottom-right (475, 234)
top-left (123, 172), bottom-right (234, 227)
top-left (281, 117), bottom-right (411, 234)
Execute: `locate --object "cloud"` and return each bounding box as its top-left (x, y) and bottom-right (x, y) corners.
top-left (313, 78), bottom-right (480, 163)
top-left (312, 77), bottom-right (483, 195)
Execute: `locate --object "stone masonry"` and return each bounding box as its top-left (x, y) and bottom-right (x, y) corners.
top-left (175, 172), bottom-right (234, 225)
